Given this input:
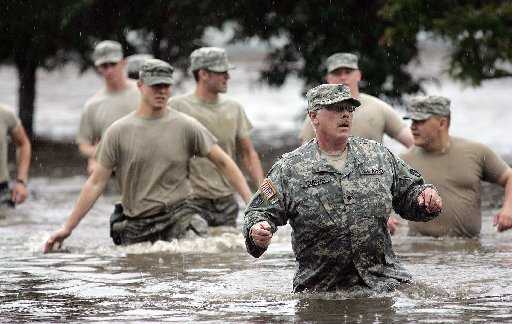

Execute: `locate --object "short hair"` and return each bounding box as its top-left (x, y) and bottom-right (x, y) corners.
top-left (192, 70), bottom-right (200, 82)
top-left (127, 70), bottom-right (140, 80)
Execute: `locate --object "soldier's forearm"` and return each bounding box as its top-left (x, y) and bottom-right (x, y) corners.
top-left (16, 140), bottom-right (31, 182)
top-left (242, 151), bottom-right (264, 186)
top-left (396, 184), bottom-right (439, 222)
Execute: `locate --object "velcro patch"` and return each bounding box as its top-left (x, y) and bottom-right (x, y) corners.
top-left (359, 168), bottom-right (384, 176)
top-left (260, 178), bottom-right (277, 201)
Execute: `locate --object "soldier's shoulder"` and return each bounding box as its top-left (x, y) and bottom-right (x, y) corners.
top-left (168, 93), bottom-right (194, 107)
top-left (83, 89), bottom-right (107, 111)
top-left (103, 112), bottom-right (136, 136)
top-left (359, 93), bottom-right (393, 110)
top-left (171, 109), bottom-right (200, 125)
top-left (451, 136), bottom-right (494, 154)
top-left (217, 95), bottom-right (244, 111)
top-left (350, 136), bottom-right (383, 150)
top-left (281, 141), bottom-right (315, 162)
top-left (349, 136), bottom-right (391, 161)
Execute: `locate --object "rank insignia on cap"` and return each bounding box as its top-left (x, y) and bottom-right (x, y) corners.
top-left (260, 178), bottom-right (277, 201)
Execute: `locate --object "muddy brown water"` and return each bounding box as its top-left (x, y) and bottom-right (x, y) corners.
top-left (1, 139), bottom-right (512, 322)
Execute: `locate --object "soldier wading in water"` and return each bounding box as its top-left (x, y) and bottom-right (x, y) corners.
top-left (243, 84), bottom-right (443, 293)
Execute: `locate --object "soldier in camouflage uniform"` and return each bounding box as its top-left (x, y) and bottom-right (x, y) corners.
top-left (243, 84), bottom-right (443, 293)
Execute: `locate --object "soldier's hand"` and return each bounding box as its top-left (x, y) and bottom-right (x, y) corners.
top-left (418, 187), bottom-right (442, 214)
top-left (387, 216), bottom-right (400, 236)
top-left (493, 209), bottom-right (512, 232)
top-left (11, 182), bottom-right (28, 204)
top-left (250, 221), bottom-right (272, 248)
top-left (43, 227), bottom-right (72, 253)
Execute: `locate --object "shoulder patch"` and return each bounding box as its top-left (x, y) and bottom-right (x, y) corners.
top-left (260, 178), bottom-right (277, 201)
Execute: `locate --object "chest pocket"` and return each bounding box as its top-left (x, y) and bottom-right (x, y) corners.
top-left (295, 175), bottom-right (339, 231)
top-left (342, 168), bottom-right (393, 219)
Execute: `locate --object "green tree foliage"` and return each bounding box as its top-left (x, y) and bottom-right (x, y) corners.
top-left (226, 0), bottom-right (512, 97)
top-left (1, 0), bottom-right (511, 137)
top-left (0, 1), bottom-right (96, 137)
top-left (224, 0), bottom-right (421, 99)
top-left (0, 0), bottom-right (231, 137)
top-left (114, 1), bottom-right (232, 72)
top-left (380, 0), bottom-right (512, 85)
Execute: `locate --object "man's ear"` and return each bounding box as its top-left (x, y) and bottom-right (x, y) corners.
top-left (439, 116), bottom-right (449, 129)
top-left (198, 69), bottom-right (209, 80)
top-left (355, 69), bottom-right (362, 82)
top-left (309, 111), bottom-right (319, 125)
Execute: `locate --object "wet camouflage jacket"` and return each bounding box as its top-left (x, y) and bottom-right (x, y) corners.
top-left (242, 137), bottom-right (439, 293)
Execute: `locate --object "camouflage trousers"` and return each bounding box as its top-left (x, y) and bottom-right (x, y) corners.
top-left (0, 182), bottom-right (13, 208)
top-left (188, 195), bottom-right (239, 227)
top-left (109, 202), bottom-right (208, 246)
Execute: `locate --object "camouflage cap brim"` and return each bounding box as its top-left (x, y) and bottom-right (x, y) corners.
top-left (327, 62), bottom-right (358, 73)
top-left (326, 53), bottom-right (359, 73)
top-left (310, 97), bottom-right (361, 112)
top-left (206, 63), bottom-right (236, 73)
top-left (143, 76), bottom-right (173, 86)
top-left (94, 53), bottom-right (123, 66)
top-left (403, 112), bottom-right (432, 120)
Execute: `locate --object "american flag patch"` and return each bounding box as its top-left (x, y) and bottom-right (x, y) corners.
top-left (260, 178), bottom-right (277, 201)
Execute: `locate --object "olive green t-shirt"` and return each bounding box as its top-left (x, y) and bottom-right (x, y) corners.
top-left (300, 93), bottom-right (406, 143)
top-left (0, 105), bottom-right (20, 182)
top-left (401, 136), bottom-right (509, 237)
top-left (77, 81), bottom-right (140, 145)
top-left (96, 109), bottom-right (217, 218)
top-left (168, 93), bottom-right (252, 199)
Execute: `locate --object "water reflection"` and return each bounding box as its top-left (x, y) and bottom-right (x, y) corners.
top-left (295, 296), bottom-right (395, 323)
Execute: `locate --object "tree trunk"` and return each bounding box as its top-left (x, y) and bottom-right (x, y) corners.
top-left (16, 61), bottom-right (37, 139)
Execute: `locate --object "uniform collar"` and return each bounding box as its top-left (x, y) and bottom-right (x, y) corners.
top-left (311, 137), bottom-right (363, 177)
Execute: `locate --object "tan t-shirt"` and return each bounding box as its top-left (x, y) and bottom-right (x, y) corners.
top-left (401, 136), bottom-right (509, 237)
top-left (77, 81), bottom-right (140, 145)
top-left (319, 146), bottom-right (348, 171)
top-left (96, 109), bottom-right (217, 218)
top-left (168, 93), bottom-right (252, 199)
top-left (0, 105), bottom-right (20, 182)
top-left (300, 93), bottom-right (406, 143)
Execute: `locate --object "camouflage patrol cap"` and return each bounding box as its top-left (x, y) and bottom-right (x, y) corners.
top-left (404, 95), bottom-right (451, 120)
top-left (190, 47), bottom-right (235, 72)
top-left (139, 59), bottom-right (174, 86)
top-left (306, 84), bottom-right (361, 112)
top-left (92, 40), bottom-right (123, 66)
top-left (326, 52), bottom-right (359, 73)
top-left (126, 54), bottom-right (154, 80)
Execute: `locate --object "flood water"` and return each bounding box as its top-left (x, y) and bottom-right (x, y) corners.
top-left (1, 176), bottom-right (512, 322)
top-left (2, 38), bottom-right (512, 322)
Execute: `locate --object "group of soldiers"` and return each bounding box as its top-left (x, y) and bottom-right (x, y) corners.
top-left (1, 39), bottom-right (511, 293)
